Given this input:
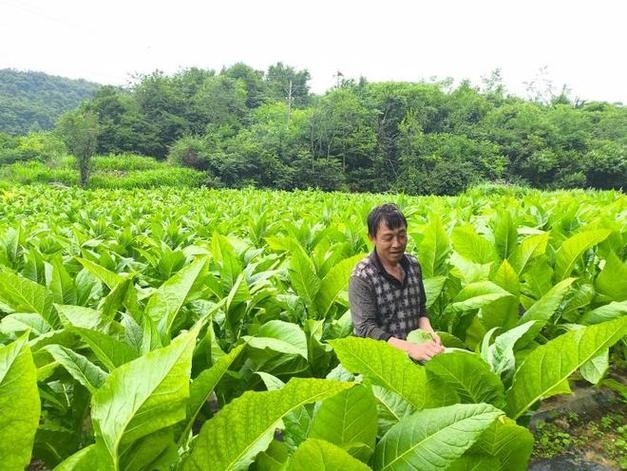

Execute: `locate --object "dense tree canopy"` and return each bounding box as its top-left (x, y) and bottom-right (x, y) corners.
top-left (0, 69), bottom-right (99, 134)
top-left (0, 64), bottom-right (625, 193)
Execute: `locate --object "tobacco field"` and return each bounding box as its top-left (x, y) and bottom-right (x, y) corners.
top-left (0, 185), bottom-right (625, 470)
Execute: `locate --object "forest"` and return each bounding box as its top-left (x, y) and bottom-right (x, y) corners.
top-left (0, 64), bottom-right (624, 194)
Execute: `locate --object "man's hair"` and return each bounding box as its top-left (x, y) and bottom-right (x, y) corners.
top-left (367, 204), bottom-right (407, 237)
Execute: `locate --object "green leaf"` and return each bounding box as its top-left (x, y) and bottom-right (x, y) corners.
top-left (423, 276), bottom-right (447, 309)
top-left (287, 438), bottom-right (370, 471)
top-left (509, 233), bottom-right (549, 275)
top-left (315, 253), bottom-right (366, 318)
top-left (54, 444), bottom-right (106, 471)
top-left (579, 348), bottom-right (609, 385)
top-left (288, 244), bottom-right (320, 315)
top-left (493, 210), bottom-right (517, 260)
top-left (464, 416), bottom-right (533, 471)
top-left (179, 343), bottom-right (245, 444)
top-left (505, 317), bottom-right (627, 419)
top-left (371, 386), bottom-right (416, 437)
top-left (482, 321), bottom-right (536, 382)
top-left (371, 403), bottom-right (503, 471)
top-left (76, 257), bottom-right (124, 289)
top-left (145, 257), bottom-right (207, 338)
top-left (70, 326), bottom-right (139, 371)
top-left (244, 320), bottom-right (308, 359)
top-left (330, 337), bottom-right (454, 410)
top-left (44, 344), bottom-right (108, 393)
top-left (580, 300), bottom-right (627, 325)
top-left (448, 282), bottom-right (512, 312)
top-left (91, 325), bottom-right (199, 468)
top-left (0, 266), bottom-right (58, 327)
top-left (255, 440), bottom-right (289, 471)
top-left (182, 378), bottom-right (354, 471)
top-left (0, 312), bottom-right (51, 337)
top-left (47, 256), bottom-right (77, 305)
top-left (417, 216), bottom-right (450, 278)
top-left (56, 304), bottom-right (103, 330)
top-left (425, 350), bottom-right (505, 408)
top-left (0, 334), bottom-right (40, 471)
top-left (451, 226), bottom-right (498, 264)
top-left (98, 278), bottom-right (131, 325)
top-left (595, 251), bottom-right (627, 301)
top-left (309, 384), bottom-right (378, 462)
top-left (517, 278), bottom-right (575, 346)
top-left (554, 229), bottom-right (611, 280)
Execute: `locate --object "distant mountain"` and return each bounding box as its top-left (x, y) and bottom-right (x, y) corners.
top-left (0, 69), bottom-right (100, 134)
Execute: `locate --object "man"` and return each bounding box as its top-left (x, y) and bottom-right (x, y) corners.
top-left (349, 204), bottom-right (444, 362)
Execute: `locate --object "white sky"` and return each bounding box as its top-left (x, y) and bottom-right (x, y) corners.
top-left (0, 0), bottom-right (625, 103)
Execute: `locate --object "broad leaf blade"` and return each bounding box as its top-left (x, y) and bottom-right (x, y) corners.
top-left (372, 403), bottom-right (503, 471)
top-left (425, 350), bottom-right (505, 408)
top-left (0, 334), bottom-right (40, 471)
top-left (287, 438), bottom-right (370, 471)
top-left (91, 326), bottom-right (199, 467)
top-left (331, 337), bottom-right (455, 410)
top-left (505, 317), bottom-right (627, 419)
top-left (309, 384), bottom-right (378, 462)
top-left (182, 378), bottom-right (354, 471)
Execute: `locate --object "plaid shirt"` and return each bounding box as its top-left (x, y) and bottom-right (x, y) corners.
top-left (349, 250), bottom-right (427, 341)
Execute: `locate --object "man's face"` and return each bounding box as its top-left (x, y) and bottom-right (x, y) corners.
top-left (369, 221), bottom-right (408, 265)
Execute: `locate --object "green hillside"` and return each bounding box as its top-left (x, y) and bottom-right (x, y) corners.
top-left (0, 69), bottom-right (100, 134)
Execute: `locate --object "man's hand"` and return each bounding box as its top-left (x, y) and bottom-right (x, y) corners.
top-left (407, 340), bottom-right (444, 362)
top-left (388, 337), bottom-right (444, 362)
top-left (429, 331), bottom-right (442, 346)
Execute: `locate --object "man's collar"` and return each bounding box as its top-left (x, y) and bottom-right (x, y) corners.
top-left (370, 249), bottom-right (410, 274)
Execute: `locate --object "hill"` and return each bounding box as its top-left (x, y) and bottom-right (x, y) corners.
top-left (0, 69), bottom-right (100, 134)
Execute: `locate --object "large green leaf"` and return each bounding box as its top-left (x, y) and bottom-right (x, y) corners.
top-left (595, 251), bottom-right (627, 301)
top-left (179, 343), bottom-right (245, 444)
top-left (422, 276), bottom-right (447, 309)
top-left (144, 257), bottom-right (207, 338)
top-left (371, 385), bottom-right (416, 437)
top-left (554, 229), bottom-right (611, 280)
top-left (288, 244), bottom-right (320, 314)
top-left (70, 326), bottom-right (139, 371)
top-left (580, 300), bottom-right (627, 325)
top-left (47, 256), bottom-right (77, 305)
top-left (425, 350), bottom-right (505, 408)
top-left (45, 344), bottom-right (108, 393)
top-left (330, 337), bottom-right (454, 410)
top-left (309, 384), bottom-right (378, 462)
top-left (371, 403), bottom-right (503, 471)
top-left (492, 210), bottom-right (517, 260)
top-left (315, 253), bottom-right (366, 318)
top-left (287, 438), bottom-right (370, 471)
top-left (517, 277), bottom-right (575, 346)
top-left (56, 304), bottom-right (103, 330)
top-left (506, 317), bottom-right (627, 419)
top-left (91, 325), bottom-right (198, 468)
top-left (481, 321), bottom-right (536, 382)
top-left (417, 216), bottom-right (450, 278)
top-left (457, 416), bottom-right (533, 471)
top-left (509, 233), bottom-right (549, 275)
top-left (448, 282), bottom-right (512, 312)
top-left (0, 334), bottom-right (40, 471)
top-left (76, 257), bottom-right (124, 289)
top-left (0, 266), bottom-right (58, 327)
top-left (182, 378), bottom-right (354, 471)
top-left (451, 226), bottom-right (498, 264)
top-left (244, 320), bottom-right (308, 359)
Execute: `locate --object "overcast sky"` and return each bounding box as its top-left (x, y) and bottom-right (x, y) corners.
top-left (1, 0), bottom-right (625, 103)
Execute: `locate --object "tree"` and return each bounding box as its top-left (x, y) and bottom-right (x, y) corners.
top-left (56, 110), bottom-right (99, 187)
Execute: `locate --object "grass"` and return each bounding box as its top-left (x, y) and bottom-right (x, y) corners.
top-left (0, 154), bottom-right (205, 188)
